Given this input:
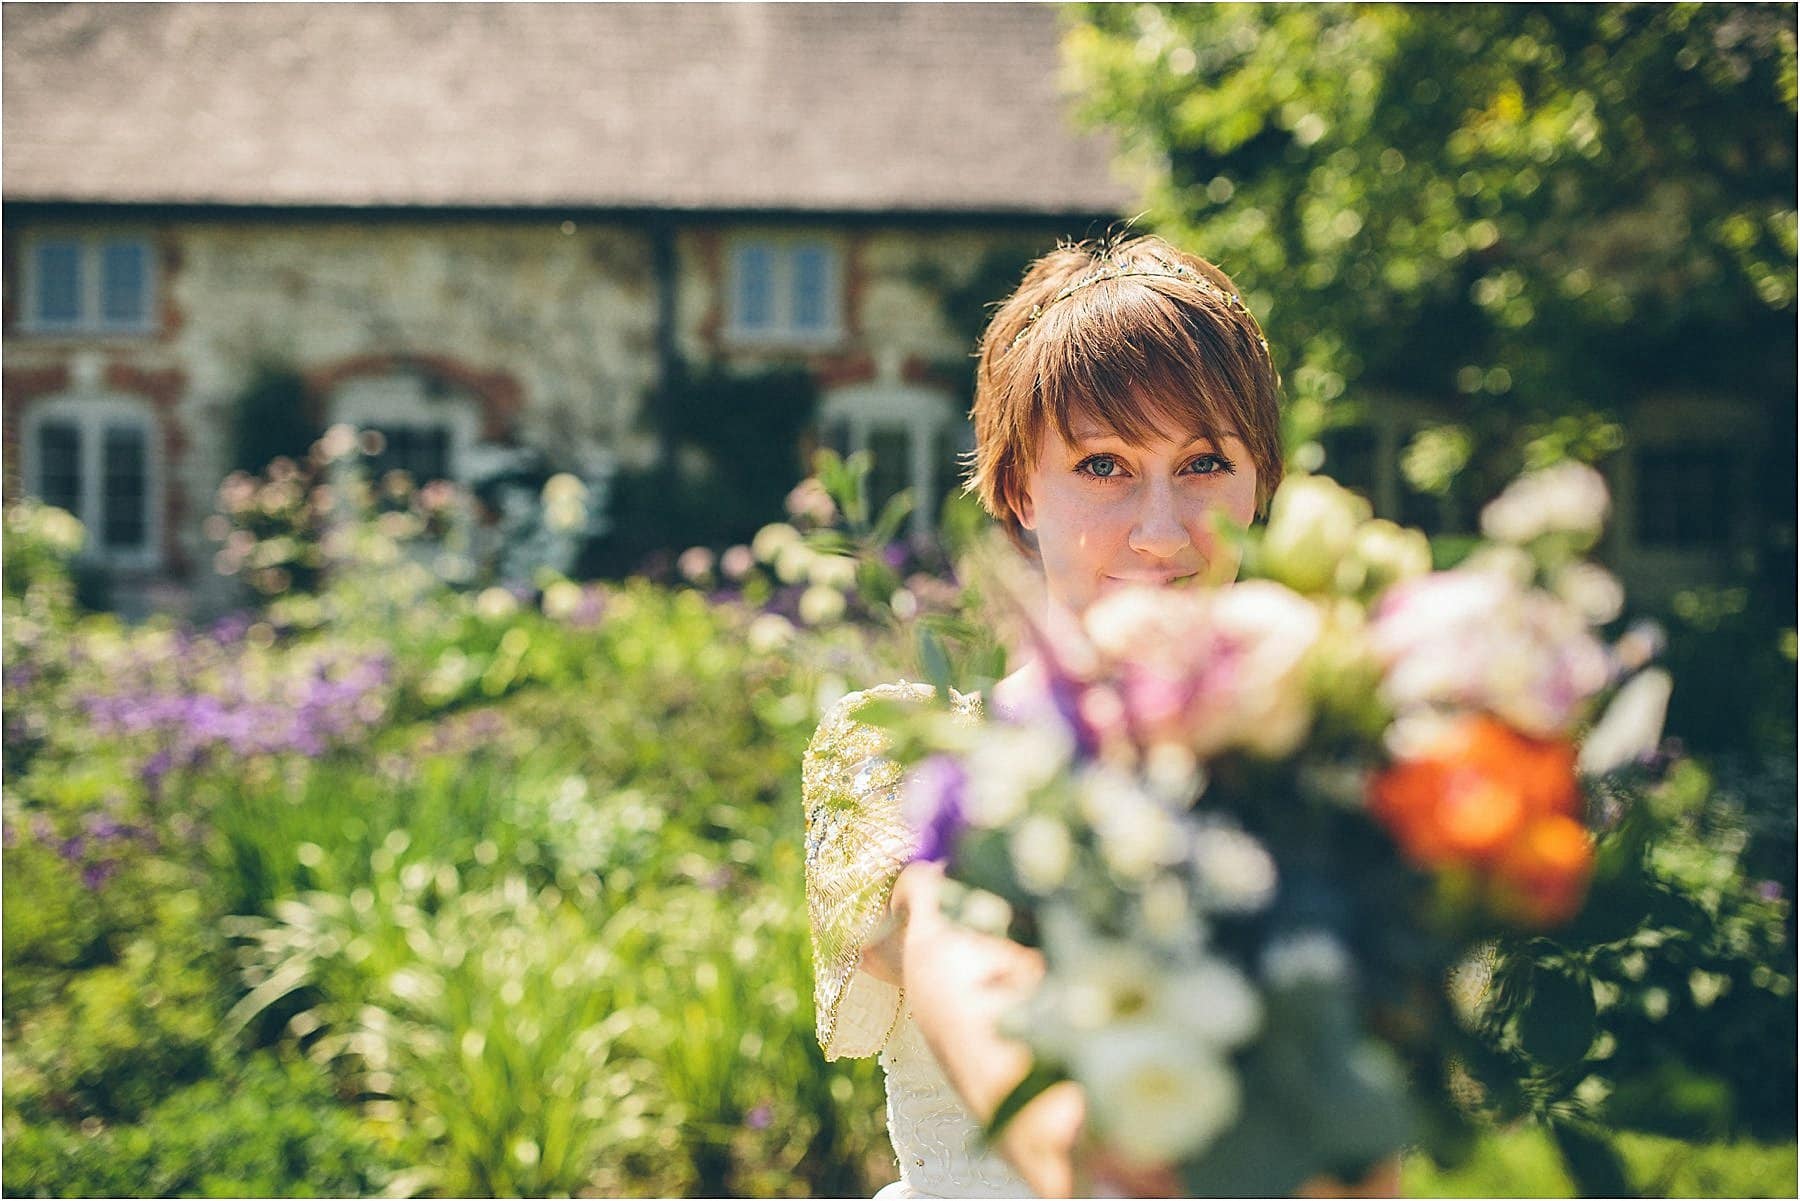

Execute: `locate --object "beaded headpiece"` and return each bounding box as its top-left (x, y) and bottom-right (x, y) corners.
top-left (1006, 256), bottom-right (1256, 354)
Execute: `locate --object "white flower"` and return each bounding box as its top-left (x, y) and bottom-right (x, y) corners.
top-left (774, 541), bottom-right (816, 585)
top-left (1039, 911), bottom-right (1260, 1049)
top-left (1371, 566), bottom-right (1611, 737)
top-left (798, 584), bottom-right (846, 625)
top-left (1077, 1026), bottom-right (1242, 1165)
top-left (1165, 957), bottom-right (1263, 1047)
top-left (1261, 930), bottom-right (1352, 989)
top-left (720, 544), bottom-right (755, 581)
top-left (1190, 822), bottom-right (1279, 914)
top-left (541, 473), bottom-right (590, 533)
top-left (957, 888), bottom-right (1014, 936)
top-left (677, 545), bottom-right (716, 582)
top-left (475, 587), bottom-right (519, 622)
top-left (1078, 768), bottom-right (1182, 880)
top-left (963, 721), bottom-right (1073, 828)
top-left (745, 613), bottom-right (794, 652)
top-left (1212, 586), bottom-right (1321, 757)
top-left (1260, 474), bottom-right (1372, 595)
top-left (1010, 815), bottom-right (1074, 894)
top-left (1554, 561), bottom-right (1625, 626)
top-left (1138, 875), bottom-right (1197, 946)
top-left (1480, 461), bottom-right (1611, 547)
top-left (807, 553), bottom-right (858, 591)
top-left (541, 579), bottom-right (584, 621)
top-left (1578, 668), bottom-right (1673, 777)
top-left (1350, 518), bottom-right (1433, 595)
top-left (751, 522), bottom-right (801, 562)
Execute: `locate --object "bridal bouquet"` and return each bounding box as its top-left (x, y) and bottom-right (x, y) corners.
top-left (895, 463), bottom-right (1672, 1195)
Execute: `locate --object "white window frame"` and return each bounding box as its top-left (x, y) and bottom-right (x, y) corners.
top-left (18, 231), bottom-right (160, 336)
top-left (820, 382), bottom-right (964, 537)
top-left (723, 234), bottom-right (845, 348)
top-left (328, 373), bottom-right (481, 485)
top-left (21, 393), bottom-right (164, 571)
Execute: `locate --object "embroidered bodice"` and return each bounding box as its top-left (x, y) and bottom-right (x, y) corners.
top-left (802, 681), bottom-right (1034, 1199)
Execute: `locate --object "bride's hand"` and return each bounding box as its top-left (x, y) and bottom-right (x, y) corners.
top-left (885, 860), bottom-right (1085, 1198)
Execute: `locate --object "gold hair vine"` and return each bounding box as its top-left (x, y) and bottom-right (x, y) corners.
top-left (1006, 258), bottom-right (1250, 353)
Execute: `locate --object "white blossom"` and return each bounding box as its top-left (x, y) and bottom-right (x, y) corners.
top-left (1480, 460), bottom-right (1611, 547)
top-left (1077, 1027), bottom-right (1243, 1165)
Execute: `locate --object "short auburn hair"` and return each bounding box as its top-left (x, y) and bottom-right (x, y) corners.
top-left (964, 234), bottom-right (1284, 552)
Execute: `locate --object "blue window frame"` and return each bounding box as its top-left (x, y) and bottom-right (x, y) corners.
top-left (727, 238), bottom-right (840, 342)
top-left (26, 234), bottom-right (155, 332)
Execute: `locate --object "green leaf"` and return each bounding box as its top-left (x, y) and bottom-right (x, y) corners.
top-left (1518, 967), bottom-right (1598, 1068)
top-left (918, 626), bottom-right (954, 700)
top-left (872, 490), bottom-right (916, 546)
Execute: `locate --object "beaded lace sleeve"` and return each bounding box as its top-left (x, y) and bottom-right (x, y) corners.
top-left (802, 680), bottom-right (980, 1061)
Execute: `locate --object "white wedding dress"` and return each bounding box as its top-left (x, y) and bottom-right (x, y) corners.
top-left (803, 683), bottom-right (1035, 1199)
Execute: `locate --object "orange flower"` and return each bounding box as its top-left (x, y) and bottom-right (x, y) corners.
top-left (1369, 715), bottom-right (1591, 927)
top-left (1491, 814), bottom-right (1594, 926)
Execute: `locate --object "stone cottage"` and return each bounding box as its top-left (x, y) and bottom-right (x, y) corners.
top-left (2, 2), bottom-right (1132, 613)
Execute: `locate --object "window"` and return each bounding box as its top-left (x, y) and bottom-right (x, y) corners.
top-left (22, 396), bottom-right (161, 569)
top-left (820, 383), bottom-right (965, 537)
top-left (329, 372), bottom-right (480, 488)
top-left (1319, 426), bottom-right (1378, 505)
top-left (725, 238), bottom-right (842, 344)
top-left (23, 234), bottom-right (157, 333)
top-left (364, 424), bottom-right (454, 485)
top-left (1635, 446), bottom-right (1736, 549)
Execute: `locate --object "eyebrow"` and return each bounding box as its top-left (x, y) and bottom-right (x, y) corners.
top-left (1068, 426), bottom-right (1240, 447)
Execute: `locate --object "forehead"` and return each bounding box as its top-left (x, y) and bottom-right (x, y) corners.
top-left (1063, 420), bottom-right (1241, 447)
top-left (1051, 384), bottom-right (1244, 450)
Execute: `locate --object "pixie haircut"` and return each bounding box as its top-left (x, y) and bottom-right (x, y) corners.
top-left (965, 234), bottom-right (1283, 552)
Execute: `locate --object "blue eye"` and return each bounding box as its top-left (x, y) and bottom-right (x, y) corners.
top-left (1185, 454), bottom-right (1237, 476)
top-left (1076, 454), bottom-right (1124, 480)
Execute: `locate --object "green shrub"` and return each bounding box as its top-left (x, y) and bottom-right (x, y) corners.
top-left (1, 1051), bottom-right (396, 1198)
top-left (1403, 1125), bottom-right (1799, 1198)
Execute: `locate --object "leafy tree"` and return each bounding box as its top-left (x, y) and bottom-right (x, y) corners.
top-left (1064, 3), bottom-right (1795, 475)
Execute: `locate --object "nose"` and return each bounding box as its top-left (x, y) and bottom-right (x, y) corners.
top-left (1127, 479), bottom-right (1192, 559)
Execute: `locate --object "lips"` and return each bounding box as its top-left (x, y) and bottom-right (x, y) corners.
top-left (1103, 572), bottom-right (1200, 587)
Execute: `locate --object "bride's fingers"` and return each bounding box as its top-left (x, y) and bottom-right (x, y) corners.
top-left (1080, 1144), bottom-right (1184, 1198)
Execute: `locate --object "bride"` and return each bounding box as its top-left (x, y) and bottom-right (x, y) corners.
top-left (803, 235), bottom-right (1290, 1198)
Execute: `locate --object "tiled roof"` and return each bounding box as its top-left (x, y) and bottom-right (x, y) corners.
top-left (2, 2), bottom-right (1135, 215)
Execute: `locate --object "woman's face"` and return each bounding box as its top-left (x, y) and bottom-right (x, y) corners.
top-left (1017, 417), bottom-right (1259, 615)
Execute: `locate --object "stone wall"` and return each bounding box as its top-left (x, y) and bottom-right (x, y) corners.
top-left (2, 211), bottom-right (1070, 613)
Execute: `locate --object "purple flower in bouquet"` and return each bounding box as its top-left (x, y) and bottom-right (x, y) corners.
top-left (904, 754), bottom-right (968, 863)
top-left (745, 1103), bottom-right (773, 1130)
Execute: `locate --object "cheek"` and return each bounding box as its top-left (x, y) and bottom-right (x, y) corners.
top-left (1188, 477), bottom-right (1258, 533)
top-left (1033, 486), bottom-right (1129, 589)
